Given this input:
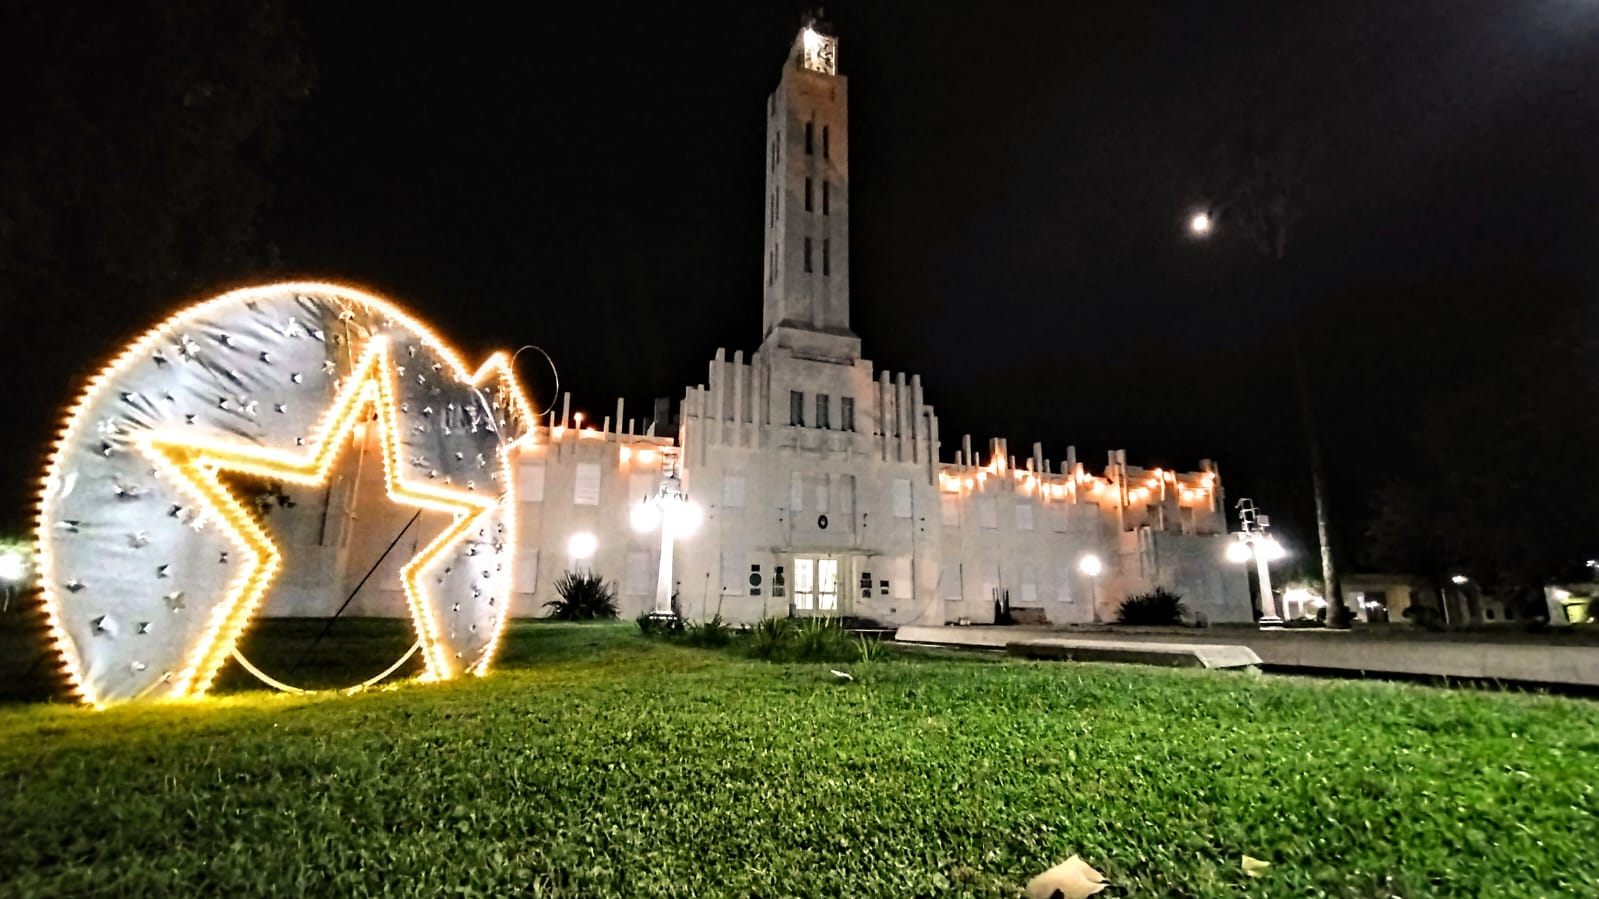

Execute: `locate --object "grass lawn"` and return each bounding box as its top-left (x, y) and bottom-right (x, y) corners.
top-left (2, 620), bottom-right (1597, 897)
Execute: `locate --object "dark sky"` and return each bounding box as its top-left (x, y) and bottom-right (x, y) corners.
top-left (10, 1), bottom-right (1599, 561)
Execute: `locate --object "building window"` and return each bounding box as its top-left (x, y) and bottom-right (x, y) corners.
top-left (822, 181), bottom-right (830, 215)
top-left (574, 463), bottom-right (600, 506)
top-left (804, 237), bottom-right (813, 273)
top-left (1015, 502), bottom-right (1034, 531)
top-left (805, 121), bottom-right (814, 155)
top-left (519, 463), bottom-right (546, 502)
top-left (940, 494), bottom-right (959, 526)
top-left (816, 394), bottom-right (831, 430)
top-left (823, 125), bottom-right (830, 158)
top-left (822, 239), bottom-right (830, 276)
top-left (722, 474), bottom-right (747, 508)
top-left (790, 390), bottom-right (804, 426)
top-left (840, 396), bottom-right (854, 431)
top-left (805, 177), bottom-right (813, 212)
top-left (891, 479), bottom-right (912, 518)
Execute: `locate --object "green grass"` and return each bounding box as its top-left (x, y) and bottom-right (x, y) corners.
top-left (2, 621), bottom-right (1597, 897)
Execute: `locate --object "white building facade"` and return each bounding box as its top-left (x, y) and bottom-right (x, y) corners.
top-left (506, 22), bottom-right (1251, 627)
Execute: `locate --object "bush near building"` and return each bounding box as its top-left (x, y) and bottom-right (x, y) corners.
top-left (1117, 587), bottom-right (1187, 625)
top-left (545, 571), bottom-right (619, 620)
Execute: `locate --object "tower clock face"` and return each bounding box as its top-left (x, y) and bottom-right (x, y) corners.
top-left (802, 29), bottom-right (837, 75)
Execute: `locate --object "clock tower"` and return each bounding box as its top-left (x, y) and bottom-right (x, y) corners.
top-left (760, 16), bottom-right (858, 362)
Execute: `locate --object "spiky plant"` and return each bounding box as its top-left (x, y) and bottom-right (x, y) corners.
top-left (1116, 587), bottom-right (1187, 625)
top-left (546, 570), bottom-right (619, 621)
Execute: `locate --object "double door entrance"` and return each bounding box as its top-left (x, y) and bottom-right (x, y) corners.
top-left (792, 556), bottom-right (842, 614)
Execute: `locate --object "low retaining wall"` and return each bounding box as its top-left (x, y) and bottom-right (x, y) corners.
top-left (1005, 638), bottom-right (1261, 670)
top-left (895, 625), bottom-right (1599, 688)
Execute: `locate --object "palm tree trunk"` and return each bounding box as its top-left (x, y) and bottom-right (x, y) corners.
top-left (1290, 332), bottom-right (1348, 628)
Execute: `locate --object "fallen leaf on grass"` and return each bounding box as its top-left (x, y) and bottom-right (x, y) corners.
top-left (1241, 855), bottom-right (1272, 877)
top-left (1026, 854), bottom-right (1109, 899)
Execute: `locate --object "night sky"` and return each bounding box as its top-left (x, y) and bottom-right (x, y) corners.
top-left (7, 1), bottom-right (1599, 562)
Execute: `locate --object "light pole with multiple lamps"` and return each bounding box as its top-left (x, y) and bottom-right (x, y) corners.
top-left (1227, 498), bottom-right (1288, 626)
top-left (631, 449), bottom-right (701, 620)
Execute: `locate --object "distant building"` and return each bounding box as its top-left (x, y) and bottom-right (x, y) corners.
top-left (504, 19), bottom-right (1251, 626)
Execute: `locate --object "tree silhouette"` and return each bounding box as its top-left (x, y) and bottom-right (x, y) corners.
top-left (0, 0), bottom-right (314, 531)
top-left (1205, 121), bottom-right (1350, 627)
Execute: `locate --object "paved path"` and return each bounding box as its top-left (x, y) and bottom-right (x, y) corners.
top-left (1002, 636), bottom-right (1261, 670)
top-left (895, 625), bottom-right (1599, 689)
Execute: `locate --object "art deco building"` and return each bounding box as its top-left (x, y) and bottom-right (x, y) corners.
top-left (506, 20), bottom-right (1250, 626)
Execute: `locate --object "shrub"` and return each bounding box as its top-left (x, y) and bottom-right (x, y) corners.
top-left (635, 611), bottom-right (684, 638)
top-left (853, 633), bottom-right (887, 663)
top-left (683, 614), bottom-right (734, 648)
top-left (748, 616), bottom-right (796, 660)
top-left (1116, 587), bottom-right (1186, 626)
top-left (1402, 603), bottom-right (1437, 628)
top-left (546, 570), bottom-right (619, 621)
top-left (793, 617), bottom-right (854, 662)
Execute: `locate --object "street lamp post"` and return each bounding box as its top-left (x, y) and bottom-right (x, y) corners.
top-left (1079, 553), bottom-right (1103, 624)
top-left (631, 449), bottom-right (700, 620)
top-left (1227, 498), bottom-right (1288, 627)
top-left (0, 547), bottom-right (26, 613)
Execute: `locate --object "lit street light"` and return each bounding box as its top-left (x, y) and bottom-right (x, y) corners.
top-left (632, 449), bottom-right (701, 619)
top-left (1188, 210), bottom-right (1214, 236)
top-left (566, 532), bottom-right (597, 562)
top-left (1228, 498), bottom-right (1288, 627)
top-left (1079, 553), bottom-right (1103, 623)
top-left (0, 547), bottom-right (26, 612)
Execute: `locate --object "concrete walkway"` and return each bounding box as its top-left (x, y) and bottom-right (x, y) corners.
top-left (1004, 637), bottom-right (1261, 670)
top-left (895, 624), bottom-right (1599, 689)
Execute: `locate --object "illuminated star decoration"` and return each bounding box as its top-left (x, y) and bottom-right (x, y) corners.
top-left (140, 341), bottom-right (495, 695)
top-left (36, 283), bottom-right (533, 707)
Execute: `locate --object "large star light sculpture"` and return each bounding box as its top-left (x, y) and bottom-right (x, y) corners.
top-left (36, 283), bottom-right (534, 707)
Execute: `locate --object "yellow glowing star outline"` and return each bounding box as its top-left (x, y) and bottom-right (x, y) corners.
top-left (36, 281), bottom-right (527, 706)
top-left (134, 339), bottom-right (500, 696)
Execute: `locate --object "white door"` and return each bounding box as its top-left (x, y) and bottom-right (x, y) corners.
top-left (817, 559), bottom-right (839, 611)
top-left (793, 556), bottom-right (841, 613)
top-left (794, 558), bottom-right (815, 611)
